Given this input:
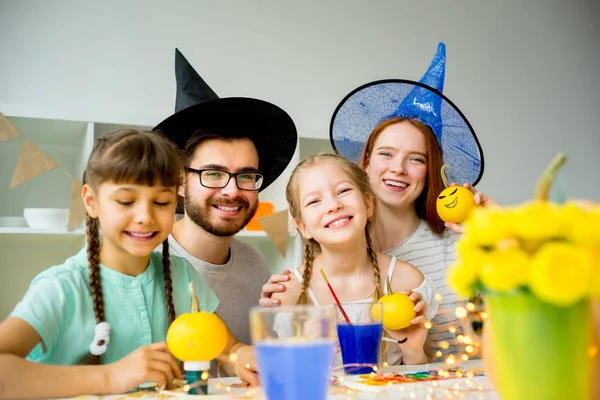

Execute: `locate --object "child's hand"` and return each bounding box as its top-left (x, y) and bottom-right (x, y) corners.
top-left (103, 342), bottom-right (182, 394)
top-left (384, 291), bottom-right (429, 364)
top-left (233, 345), bottom-right (259, 386)
top-left (259, 270), bottom-right (292, 307)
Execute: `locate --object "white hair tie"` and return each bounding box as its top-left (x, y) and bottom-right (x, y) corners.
top-left (90, 322), bottom-right (111, 356)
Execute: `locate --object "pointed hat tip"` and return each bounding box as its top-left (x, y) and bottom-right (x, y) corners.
top-left (175, 48), bottom-right (186, 60)
top-left (435, 42), bottom-right (446, 58)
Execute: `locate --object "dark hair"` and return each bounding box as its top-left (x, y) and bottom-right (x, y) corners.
top-left (359, 117), bottom-right (446, 235)
top-left (82, 129), bottom-right (182, 364)
top-left (285, 153), bottom-right (383, 305)
top-left (183, 129), bottom-right (258, 167)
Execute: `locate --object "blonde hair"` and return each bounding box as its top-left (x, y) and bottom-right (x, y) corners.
top-left (285, 153), bottom-right (383, 305)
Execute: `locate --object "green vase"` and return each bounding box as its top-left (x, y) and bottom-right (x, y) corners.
top-left (486, 291), bottom-right (591, 400)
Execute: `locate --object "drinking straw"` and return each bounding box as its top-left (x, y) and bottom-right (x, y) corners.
top-left (319, 269), bottom-right (351, 324)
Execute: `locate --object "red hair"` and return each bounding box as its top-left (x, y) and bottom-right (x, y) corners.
top-left (359, 117), bottom-right (446, 235)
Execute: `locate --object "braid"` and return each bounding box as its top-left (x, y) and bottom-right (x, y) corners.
top-left (87, 215), bottom-right (104, 323)
top-left (80, 215), bottom-right (104, 365)
top-left (295, 242), bottom-right (315, 305)
top-left (162, 240), bottom-right (176, 324)
top-left (365, 225), bottom-right (389, 362)
top-left (365, 226), bottom-right (383, 301)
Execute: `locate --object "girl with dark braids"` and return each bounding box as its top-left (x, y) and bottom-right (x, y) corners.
top-left (0, 129), bottom-right (255, 399)
top-left (272, 153), bottom-right (438, 366)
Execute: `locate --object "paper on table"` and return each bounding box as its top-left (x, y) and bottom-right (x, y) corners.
top-left (0, 112), bottom-right (22, 142)
top-left (258, 209), bottom-right (289, 257)
top-left (9, 138), bottom-right (59, 188)
top-left (67, 178), bottom-right (86, 230)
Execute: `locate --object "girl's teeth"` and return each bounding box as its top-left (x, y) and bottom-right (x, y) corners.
top-left (329, 218), bottom-right (349, 228)
top-left (129, 232), bottom-right (154, 238)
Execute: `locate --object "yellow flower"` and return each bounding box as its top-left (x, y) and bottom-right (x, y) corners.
top-left (480, 247), bottom-right (530, 292)
top-left (456, 234), bottom-right (485, 258)
top-left (448, 259), bottom-right (479, 299)
top-left (463, 207), bottom-right (512, 246)
top-left (511, 201), bottom-right (565, 242)
top-left (590, 250), bottom-right (600, 297)
top-left (529, 242), bottom-right (593, 306)
top-left (563, 202), bottom-right (600, 248)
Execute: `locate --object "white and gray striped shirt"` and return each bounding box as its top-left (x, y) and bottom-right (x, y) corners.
top-left (384, 220), bottom-right (468, 358)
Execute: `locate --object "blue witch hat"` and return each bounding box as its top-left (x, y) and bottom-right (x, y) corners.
top-left (330, 43), bottom-right (484, 186)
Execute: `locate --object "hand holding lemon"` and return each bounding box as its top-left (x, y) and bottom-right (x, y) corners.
top-left (371, 277), bottom-right (417, 330)
top-left (372, 292), bottom-right (416, 330)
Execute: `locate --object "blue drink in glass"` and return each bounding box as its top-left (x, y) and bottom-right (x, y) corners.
top-left (337, 322), bottom-right (383, 374)
top-left (256, 340), bottom-right (334, 400)
top-left (250, 305), bottom-right (337, 400)
top-left (335, 302), bottom-right (384, 375)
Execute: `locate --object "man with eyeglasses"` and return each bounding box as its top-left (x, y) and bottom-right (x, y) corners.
top-left (152, 50), bottom-right (297, 373)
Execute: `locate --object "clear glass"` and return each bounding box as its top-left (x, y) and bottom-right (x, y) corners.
top-left (336, 301), bottom-right (383, 374)
top-left (250, 305), bottom-right (336, 400)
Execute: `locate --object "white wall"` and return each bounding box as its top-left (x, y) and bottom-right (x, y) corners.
top-left (0, 0), bottom-right (599, 205)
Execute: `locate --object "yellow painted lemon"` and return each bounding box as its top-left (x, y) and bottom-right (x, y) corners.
top-left (436, 186), bottom-right (476, 224)
top-left (167, 311), bottom-right (228, 362)
top-left (371, 293), bottom-right (416, 330)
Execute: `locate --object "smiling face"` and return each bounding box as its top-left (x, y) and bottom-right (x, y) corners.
top-left (364, 121), bottom-right (429, 210)
top-left (181, 138), bottom-right (259, 236)
top-left (293, 159), bottom-right (373, 246)
top-left (436, 186), bottom-right (475, 223)
top-left (83, 182), bottom-right (177, 259)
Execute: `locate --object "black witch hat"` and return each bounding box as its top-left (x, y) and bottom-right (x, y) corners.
top-left (153, 49), bottom-right (297, 192)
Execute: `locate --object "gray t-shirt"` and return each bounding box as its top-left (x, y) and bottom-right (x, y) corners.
top-left (164, 234), bottom-right (271, 346)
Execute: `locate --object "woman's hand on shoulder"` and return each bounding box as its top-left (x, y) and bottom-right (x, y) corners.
top-left (444, 182), bottom-right (501, 234)
top-left (103, 342), bottom-right (182, 394)
top-left (259, 270), bottom-right (292, 307)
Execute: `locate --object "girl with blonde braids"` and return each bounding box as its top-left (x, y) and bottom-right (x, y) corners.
top-left (273, 153), bottom-right (438, 365)
top-left (0, 129), bottom-right (255, 399)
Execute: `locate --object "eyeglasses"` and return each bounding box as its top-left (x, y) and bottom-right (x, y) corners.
top-left (186, 167), bottom-right (264, 191)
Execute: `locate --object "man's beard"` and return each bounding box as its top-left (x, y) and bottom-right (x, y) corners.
top-left (184, 187), bottom-right (258, 237)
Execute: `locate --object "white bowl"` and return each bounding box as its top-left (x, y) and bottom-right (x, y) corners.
top-left (23, 208), bottom-right (70, 230)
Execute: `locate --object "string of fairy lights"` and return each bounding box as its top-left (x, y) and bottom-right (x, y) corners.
top-left (152, 293), bottom-right (493, 399)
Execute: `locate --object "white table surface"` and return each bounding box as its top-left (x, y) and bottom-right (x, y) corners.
top-left (57, 359), bottom-right (499, 399)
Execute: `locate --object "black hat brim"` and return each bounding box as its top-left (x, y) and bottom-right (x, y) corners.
top-left (153, 97), bottom-right (298, 192)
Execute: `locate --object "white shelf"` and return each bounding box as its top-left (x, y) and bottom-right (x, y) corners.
top-left (236, 230), bottom-right (268, 237)
top-left (0, 227), bottom-right (85, 235)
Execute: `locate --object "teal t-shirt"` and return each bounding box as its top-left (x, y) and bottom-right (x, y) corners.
top-left (10, 248), bottom-right (219, 365)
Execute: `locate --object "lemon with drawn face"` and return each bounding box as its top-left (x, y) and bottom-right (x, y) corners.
top-left (437, 186), bottom-right (475, 224)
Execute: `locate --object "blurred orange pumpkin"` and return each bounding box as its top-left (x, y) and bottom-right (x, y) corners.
top-left (245, 202), bottom-right (275, 231)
